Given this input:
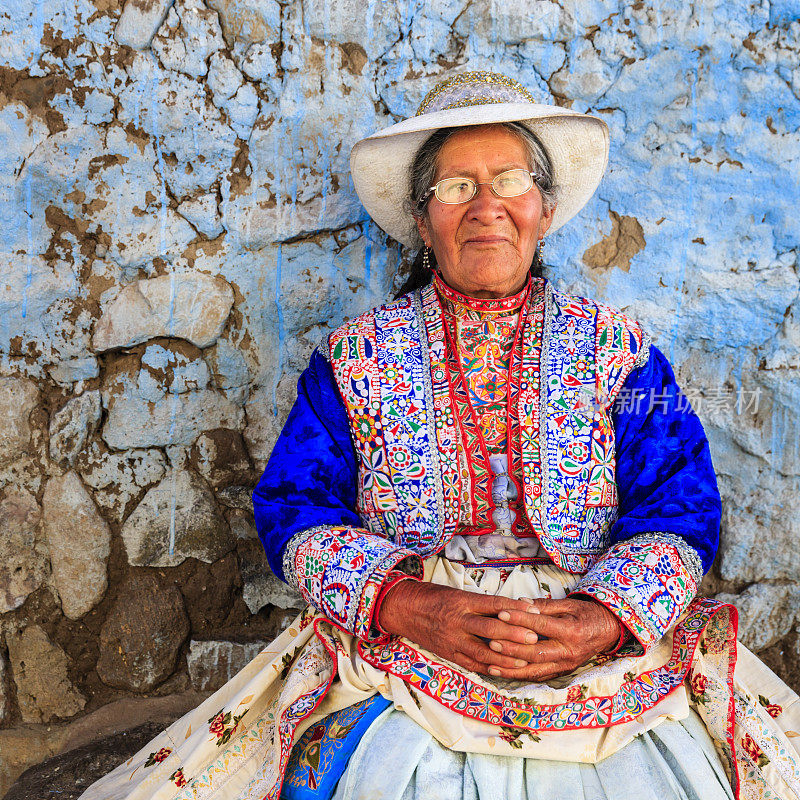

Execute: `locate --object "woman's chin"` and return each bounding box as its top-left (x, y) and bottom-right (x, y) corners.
top-left (453, 262), bottom-right (528, 297)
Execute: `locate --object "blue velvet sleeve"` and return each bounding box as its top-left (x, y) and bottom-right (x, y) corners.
top-left (252, 348), bottom-right (361, 582)
top-left (609, 344), bottom-right (721, 573)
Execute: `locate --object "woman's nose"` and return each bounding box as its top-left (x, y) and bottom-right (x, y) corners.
top-left (466, 183), bottom-right (506, 220)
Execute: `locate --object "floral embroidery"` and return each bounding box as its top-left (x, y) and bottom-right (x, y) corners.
top-left (758, 694), bottom-right (783, 718)
top-left (208, 709), bottom-right (246, 746)
top-left (143, 747), bottom-right (172, 767)
top-left (284, 694), bottom-right (391, 792)
top-left (566, 684), bottom-right (588, 702)
top-left (690, 672), bottom-right (709, 704)
top-left (741, 733), bottom-right (771, 768)
top-left (498, 726), bottom-right (542, 748)
top-left (352, 410), bottom-right (379, 445)
top-left (170, 768), bottom-right (187, 788)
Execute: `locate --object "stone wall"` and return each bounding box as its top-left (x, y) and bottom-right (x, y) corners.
top-left (0, 0), bottom-right (798, 788)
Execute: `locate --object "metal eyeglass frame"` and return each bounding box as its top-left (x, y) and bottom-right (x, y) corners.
top-left (417, 169), bottom-right (542, 210)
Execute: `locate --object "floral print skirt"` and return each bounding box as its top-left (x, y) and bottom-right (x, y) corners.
top-left (77, 559), bottom-right (800, 800)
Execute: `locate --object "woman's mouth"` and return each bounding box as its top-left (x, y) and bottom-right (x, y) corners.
top-left (464, 236), bottom-right (510, 244)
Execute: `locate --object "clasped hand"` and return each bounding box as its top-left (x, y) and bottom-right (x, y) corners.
top-left (377, 581), bottom-right (622, 681)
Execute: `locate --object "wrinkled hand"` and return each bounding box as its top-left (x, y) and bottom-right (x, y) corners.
top-left (378, 582), bottom-right (622, 681)
top-left (485, 596), bottom-right (623, 680)
top-left (377, 581), bottom-right (554, 674)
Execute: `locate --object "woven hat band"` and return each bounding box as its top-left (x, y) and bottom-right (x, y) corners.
top-left (415, 71), bottom-right (537, 116)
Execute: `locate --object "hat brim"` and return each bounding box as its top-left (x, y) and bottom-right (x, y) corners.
top-left (350, 102), bottom-right (609, 248)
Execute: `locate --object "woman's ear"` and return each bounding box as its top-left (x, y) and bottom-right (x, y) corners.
top-left (415, 214), bottom-right (432, 248)
top-left (539, 202), bottom-right (556, 237)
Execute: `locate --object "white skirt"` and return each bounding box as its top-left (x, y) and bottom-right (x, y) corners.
top-left (332, 706), bottom-right (734, 800)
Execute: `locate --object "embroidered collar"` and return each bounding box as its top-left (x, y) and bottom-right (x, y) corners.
top-left (433, 272), bottom-right (532, 320)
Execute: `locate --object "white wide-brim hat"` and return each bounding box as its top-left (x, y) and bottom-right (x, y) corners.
top-left (350, 71), bottom-right (610, 249)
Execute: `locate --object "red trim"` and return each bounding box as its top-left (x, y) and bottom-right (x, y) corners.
top-left (437, 278), bottom-right (532, 532)
top-left (267, 618), bottom-right (340, 800)
top-left (454, 556), bottom-right (554, 568)
top-left (724, 605), bottom-right (741, 798)
top-left (357, 599), bottom-right (737, 735)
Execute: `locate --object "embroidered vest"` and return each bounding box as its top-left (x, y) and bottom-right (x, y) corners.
top-left (327, 281), bottom-right (648, 573)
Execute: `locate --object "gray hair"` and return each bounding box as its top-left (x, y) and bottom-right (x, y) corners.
top-left (407, 122), bottom-right (558, 238)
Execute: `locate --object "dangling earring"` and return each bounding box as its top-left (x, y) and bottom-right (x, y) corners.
top-left (534, 238), bottom-right (546, 272)
top-left (422, 246), bottom-right (432, 271)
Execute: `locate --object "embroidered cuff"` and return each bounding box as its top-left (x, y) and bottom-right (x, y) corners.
top-left (282, 526), bottom-right (423, 640)
top-left (571, 532), bottom-right (702, 652)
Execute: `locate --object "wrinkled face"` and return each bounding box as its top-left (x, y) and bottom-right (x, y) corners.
top-left (416, 125), bottom-right (555, 299)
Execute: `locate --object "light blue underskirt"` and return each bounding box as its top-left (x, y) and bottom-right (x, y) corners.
top-left (331, 708), bottom-right (734, 800)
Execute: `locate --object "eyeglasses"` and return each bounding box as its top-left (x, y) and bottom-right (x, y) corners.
top-left (419, 168), bottom-right (541, 207)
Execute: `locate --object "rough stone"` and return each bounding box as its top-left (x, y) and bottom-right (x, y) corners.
top-left (120, 468), bottom-right (234, 567)
top-left (0, 653), bottom-right (7, 724)
top-left (216, 484), bottom-right (255, 511)
top-left (186, 639), bottom-right (265, 691)
top-left (41, 125), bottom-right (198, 271)
top-left (42, 472), bottom-right (111, 620)
top-left (0, 726), bottom-right (69, 800)
top-left (48, 356), bottom-right (100, 386)
top-left (228, 507), bottom-right (257, 540)
top-left (97, 573), bottom-right (190, 692)
top-left (221, 82), bottom-right (260, 140)
top-left (190, 428), bottom-right (253, 488)
top-left (103, 387), bottom-right (244, 449)
top-left (101, 342), bottom-right (243, 449)
top-left (139, 342), bottom-right (211, 394)
top-left (243, 377), bottom-right (300, 469)
top-left (1, 691), bottom-right (209, 798)
top-left (238, 542), bottom-right (303, 614)
top-left (207, 51), bottom-right (243, 103)
top-left (206, 0), bottom-right (280, 46)
top-left (0, 489), bottom-right (46, 614)
top-left (205, 338), bottom-right (251, 404)
top-left (115, 0), bottom-right (175, 50)
top-left (78, 444), bottom-right (167, 524)
top-left (48, 391), bottom-right (102, 467)
top-left (716, 582), bottom-right (800, 653)
top-left (583, 212), bottom-right (647, 272)
top-left (176, 192), bottom-right (224, 239)
top-left (93, 273), bottom-right (235, 351)
top-left (6, 625), bottom-right (86, 723)
top-left (0, 377), bottom-right (39, 465)
top-left (240, 42), bottom-right (278, 83)
top-left (4, 722), bottom-right (165, 800)
top-left (151, 0), bottom-right (225, 79)
top-left (117, 55), bottom-right (240, 201)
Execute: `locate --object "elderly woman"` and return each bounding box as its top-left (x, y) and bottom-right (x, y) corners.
top-left (79, 72), bottom-right (799, 800)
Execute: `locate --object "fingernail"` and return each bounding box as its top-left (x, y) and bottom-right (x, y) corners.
top-left (498, 610), bottom-right (510, 621)
top-left (515, 659), bottom-right (527, 667)
top-left (525, 632), bottom-right (537, 643)
top-left (526, 605), bottom-right (540, 614)
top-left (489, 641), bottom-right (502, 652)
top-left (489, 667), bottom-right (501, 676)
